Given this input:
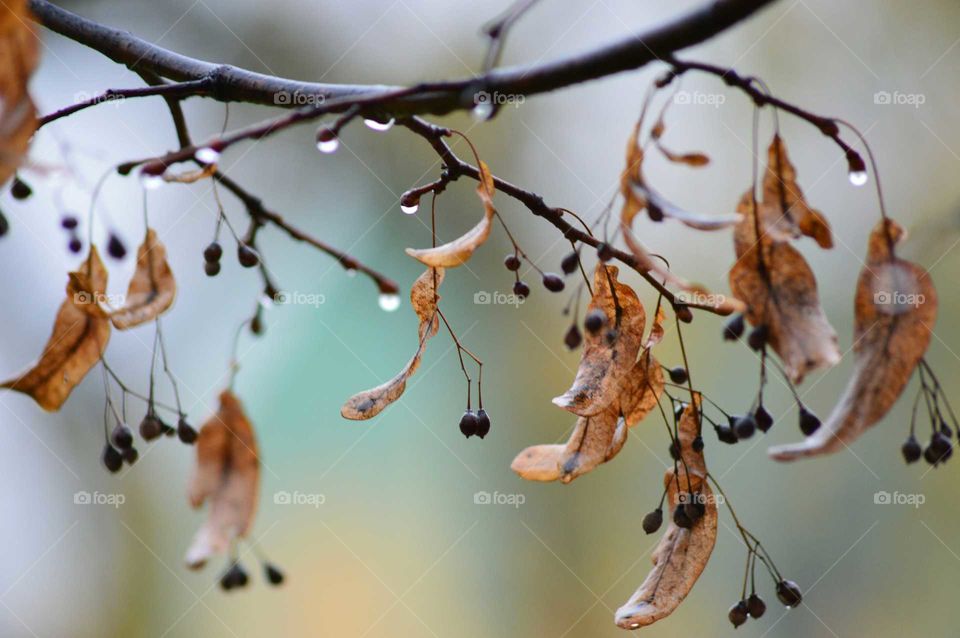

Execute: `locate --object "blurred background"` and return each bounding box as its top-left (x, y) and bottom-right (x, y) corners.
top-left (1, 0), bottom-right (959, 635)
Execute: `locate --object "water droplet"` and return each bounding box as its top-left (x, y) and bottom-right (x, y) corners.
top-left (194, 146), bottom-right (221, 164)
top-left (472, 102), bottom-right (494, 121)
top-left (317, 137), bottom-right (339, 154)
top-left (140, 172), bottom-right (164, 190)
top-left (848, 170), bottom-right (868, 186)
top-left (345, 268), bottom-right (358, 278)
top-left (363, 118), bottom-right (395, 132)
top-left (378, 293), bottom-right (400, 312)
top-left (400, 202), bottom-right (419, 215)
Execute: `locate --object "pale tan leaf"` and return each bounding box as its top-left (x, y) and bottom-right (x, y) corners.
top-left (553, 265), bottom-right (645, 416)
top-left (1, 248), bottom-right (110, 411)
top-left (186, 390), bottom-right (260, 569)
top-left (730, 191), bottom-right (840, 383)
top-left (759, 135), bottom-right (832, 248)
top-left (110, 229), bottom-right (176, 329)
top-left (615, 399), bottom-right (717, 629)
top-left (341, 267), bottom-right (444, 420)
top-left (405, 162), bottom-right (496, 268)
top-left (769, 220), bottom-right (937, 460)
top-left (0, 0), bottom-right (38, 186)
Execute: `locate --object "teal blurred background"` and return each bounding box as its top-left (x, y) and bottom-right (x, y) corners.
top-left (1, 0), bottom-right (959, 635)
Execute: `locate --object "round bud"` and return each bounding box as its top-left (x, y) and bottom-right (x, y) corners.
top-left (475, 409), bottom-right (491, 439)
top-left (542, 273), bottom-right (565, 292)
top-left (668, 440), bottom-right (680, 461)
top-left (734, 415), bottom-right (756, 439)
top-left (642, 508), bottom-right (663, 534)
top-left (692, 435), bottom-right (704, 452)
top-left (564, 324), bottom-right (583, 350)
top-left (716, 424), bottom-right (738, 445)
top-left (560, 252), bottom-right (579, 275)
top-left (139, 414), bottom-right (163, 441)
top-left (584, 310), bottom-right (606, 335)
top-left (122, 447), bottom-right (139, 466)
top-left (10, 177), bottom-right (32, 200)
top-left (648, 203), bottom-right (664, 222)
top-left (102, 443), bottom-right (123, 473)
top-left (901, 435), bottom-right (922, 464)
top-left (503, 254), bottom-right (521, 271)
top-left (513, 280), bottom-right (530, 299)
top-left (237, 244), bottom-right (259, 268)
top-left (61, 215), bottom-right (79, 230)
top-left (265, 563), bottom-right (285, 586)
top-left (111, 424), bottom-right (134, 450)
top-left (754, 405), bottom-right (773, 433)
top-left (683, 499), bottom-right (704, 523)
top-left (177, 418), bottom-right (198, 444)
top-left (107, 233), bottom-right (127, 259)
top-left (204, 260), bottom-right (221, 277)
top-left (747, 324), bottom-right (769, 351)
top-left (675, 304), bottom-right (693, 324)
top-left (672, 504), bottom-right (693, 529)
top-left (459, 410), bottom-right (479, 438)
top-left (728, 600), bottom-right (749, 628)
top-left (596, 243), bottom-right (614, 262)
top-left (747, 593), bottom-right (766, 618)
top-left (798, 407), bottom-right (821, 436)
top-left (203, 241), bottom-right (223, 263)
top-left (776, 580), bottom-right (803, 608)
top-left (68, 237), bottom-right (82, 254)
top-left (723, 314), bottom-right (745, 341)
top-left (668, 366), bottom-right (688, 384)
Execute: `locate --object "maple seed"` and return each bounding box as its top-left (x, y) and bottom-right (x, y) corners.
top-left (177, 417), bottom-right (198, 444)
top-left (747, 593), bottom-right (767, 618)
top-left (504, 254), bottom-right (521, 271)
top-left (584, 310), bottom-right (606, 334)
top-left (102, 443), bottom-right (123, 473)
top-left (596, 242), bottom-right (614, 262)
top-left (459, 410), bottom-right (479, 438)
top-left (776, 580), bottom-right (803, 608)
top-left (734, 415), bottom-right (757, 439)
top-left (672, 504), bottom-right (693, 529)
top-left (513, 280), bottom-right (530, 299)
top-left (668, 366), bottom-right (688, 384)
top-left (561, 252), bottom-right (579, 275)
top-left (139, 414), bottom-right (163, 441)
top-left (747, 324), bottom-right (769, 351)
top-left (107, 233), bottom-right (127, 259)
top-left (475, 409), bottom-right (491, 438)
top-left (111, 424), bottom-right (134, 450)
top-left (204, 261), bottom-right (221, 277)
top-left (798, 407), bottom-right (821, 436)
top-left (728, 600), bottom-right (749, 628)
top-left (564, 324), bottom-right (583, 350)
top-left (642, 508), bottom-right (663, 534)
top-left (901, 435), bottom-right (922, 464)
top-left (754, 405), bottom-right (774, 433)
top-left (203, 241), bottom-right (223, 263)
top-left (237, 244), bottom-right (260, 268)
top-left (542, 273), bottom-right (565, 292)
top-left (265, 563), bottom-right (285, 586)
top-left (724, 314), bottom-right (745, 341)
top-left (10, 176), bottom-right (32, 200)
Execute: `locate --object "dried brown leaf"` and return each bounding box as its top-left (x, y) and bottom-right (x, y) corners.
top-left (769, 220), bottom-right (937, 460)
top-left (110, 229), bottom-right (176, 329)
top-left (615, 399), bottom-right (717, 629)
top-left (1, 248), bottom-right (110, 411)
top-left (405, 162), bottom-right (496, 268)
top-left (729, 191), bottom-right (840, 383)
top-left (341, 267), bottom-right (444, 420)
top-left (0, 0), bottom-right (37, 185)
top-left (759, 135), bottom-right (832, 248)
top-left (185, 390), bottom-right (260, 569)
top-left (553, 265), bottom-right (645, 416)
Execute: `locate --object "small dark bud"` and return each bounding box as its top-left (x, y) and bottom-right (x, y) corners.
top-left (672, 504), bottom-right (693, 529)
top-left (203, 241), bottom-right (223, 263)
top-left (0, 210), bottom-right (7, 237)
top-left (734, 415), bottom-right (756, 439)
top-left (68, 236), bottom-right (82, 254)
top-left (10, 176), bottom-right (32, 200)
top-left (513, 280), bottom-right (530, 299)
top-left (901, 435), bottom-right (921, 464)
top-left (475, 409), bottom-right (491, 439)
top-left (122, 447), bottom-right (139, 466)
top-left (798, 407), bottom-right (821, 436)
top-left (265, 563), bottom-right (285, 586)
top-left (542, 273), bottom-right (565, 292)
top-left (107, 233), bottom-right (126, 259)
top-left (668, 366), bottom-right (688, 384)
top-left (776, 580), bottom-right (803, 608)
top-left (692, 435), bottom-right (704, 452)
top-left (584, 310), bottom-right (605, 334)
top-left (754, 405), bottom-right (773, 433)
top-left (61, 215), bottom-right (79, 230)
top-left (560, 252), bottom-right (579, 275)
top-left (237, 244), bottom-right (260, 268)
top-left (596, 242), bottom-right (614, 262)
top-left (747, 324), bottom-right (769, 351)
top-left (747, 593), bottom-right (766, 618)
top-left (675, 304), bottom-right (693, 323)
top-left (177, 417), bottom-right (198, 445)
top-left (139, 414), bottom-right (163, 441)
top-left (716, 424), bottom-right (738, 445)
top-left (503, 254), bottom-right (521, 271)
top-left (728, 600), bottom-right (749, 628)
top-left (459, 410), bottom-right (479, 438)
top-left (204, 260), bottom-right (221, 277)
top-left (564, 324), bottom-right (583, 350)
top-left (648, 203), bottom-right (664, 222)
top-left (111, 424), bottom-right (134, 450)
top-left (642, 508), bottom-right (663, 534)
top-left (102, 443), bottom-right (123, 473)
top-left (723, 314), bottom-right (745, 341)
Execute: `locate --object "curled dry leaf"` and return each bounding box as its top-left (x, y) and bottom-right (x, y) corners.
top-left (553, 265), bottom-right (645, 417)
top-left (1, 248), bottom-right (110, 411)
top-left (340, 267), bottom-right (444, 420)
top-left (512, 352), bottom-right (665, 483)
top-left (729, 191), bottom-right (840, 383)
top-left (405, 162), bottom-right (496, 268)
top-left (758, 135), bottom-right (832, 249)
top-left (110, 228), bottom-right (176, 329)
top-left (615, 398), bottom-right (717, 630)
top-left (769, 220), bottom-right (937, 461)
top-left (0, 0), bottom-right (38, 185)
top-left (186, 390), bottom-right (260, 569)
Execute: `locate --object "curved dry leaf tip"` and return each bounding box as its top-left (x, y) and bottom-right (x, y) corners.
top-left (110, 228), bottom-right (177, 330)
top-left (760, 135), bottom-right (833, 249)
top-left (769, 220), bottom-right (936, 461)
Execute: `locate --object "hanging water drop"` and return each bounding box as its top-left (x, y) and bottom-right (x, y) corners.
top-left (378, 293), bottom-right (400, 312)
top-left (363, 118), bottom-right (395, 132)
top-left (472, 102), bottom-right (494, 121)
top-left (316, 129), bottom-right (339, 154)
top-left (194, 146), bottom-right (221, 165)
top-left (140, 172), bottom-right (164, 190)
top-left (400, 202), bottom-right (419, 215)
top-left (345, 268), bottom-right (358, 278)
top-left (848, 169), bottom-right (868, 186)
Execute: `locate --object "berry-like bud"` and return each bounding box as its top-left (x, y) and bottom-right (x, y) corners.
top-left (560, 252), bottom-right (579, 275)
top-left (111, 424), bottom-right (133, 450)
top-left (459, 410), bottom-right (479, 438)
top-left (676, 304), bottom-right (693, 324)
top-left (734, 415), bottom-right (757, 439)
top-left (475, 409), bottom-right (491, 439)
top-left (672, 504), bottom-right (693, 529)
top-left (107, 233), bottom-right (127, 259)
top-left (177, 417), bottom-right (198, 444)
top-left (102, 443), bottom-right (123, 473)
top-left (584, 310), bottom-right (605, 335)
top-left (642, 508), bottom-right (663, 534)
top-left (901, 434), bottom-right (922, 464)
top-left (564, 324), bottom-right (583, 350)
top-left (204, 260), bottom-right (221, 277)
top-left (716, 424), bottom-right (738, 445)
top-left (728, 600), bottom-right (749, 628)
top-left (798, 407), bottom-right (821, 436)
top-left (204, 241), bottom-right (223, 263)
top-left (754, 405), bottom-right (773, 433)
top-left (513, 280), bottom-right (530, 299)
top-left (504, 254), bottom-right (521, 271)
top-left (596, 243), bottom-right (614, 262)
top-left (10, 176), bottom-right (32, 200)
top-left (723, 314), bottom-right (745, 341)
top-left (747, 593), bottom-right (766, 618)
top-left (237, 244), bottom-right (260, 268)
top-left (265, 563), bottom-right (285, 586)
top-left (747, 324), bottom-right (769, 351)
top-left (668, 366), bottom-right (688, 384)
top-left (139, 414), bottom-right (163, 441)
top-left (776, 580), bottom-right (802, 608)
top-left (542, 273), bottom-right (565, 292)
